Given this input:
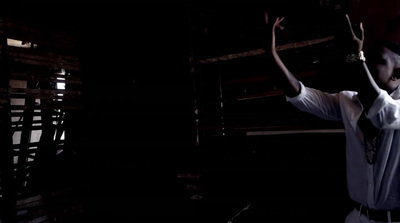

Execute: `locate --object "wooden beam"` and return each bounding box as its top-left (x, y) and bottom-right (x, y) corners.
top-left (1, 16), bottom-right (79, 52)
top-left (6, 105), bottom-right (84, 110)
top-left (0, 45), bottom-right (80, 71)
top-left (196, 36), bottom-right (334, 64)
top-left (10, 72), bottom-right (82, 85)
top-left (8, 88), bottom-right (81, 96)
top-left (246, 128), bottom-right (345, 136)
top-left (235, 90), bottom-right (284, 101)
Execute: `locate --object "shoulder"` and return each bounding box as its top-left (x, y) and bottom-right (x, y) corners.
top-left (337, 90), bottom-right (358, 101)
top-left (340, 90), bottom-right (357, 97)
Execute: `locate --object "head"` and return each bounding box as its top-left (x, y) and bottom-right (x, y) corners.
top-left (367, 17), bottom-right (400, 94)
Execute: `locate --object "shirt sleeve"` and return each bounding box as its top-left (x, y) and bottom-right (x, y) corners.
top-left (286, 82), bottom-right (342, 122)
top-left (366, 89), bottom-right (400, 129)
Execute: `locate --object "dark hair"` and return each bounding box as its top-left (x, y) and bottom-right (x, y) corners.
top-left (379, 16), bottom-right (400, 79)
top-left (380, 16), bottom-right (400, 53)
top-left (385, 16), bottom-right (400, 33)
top-left (380, 39), bottom-right (400, 55)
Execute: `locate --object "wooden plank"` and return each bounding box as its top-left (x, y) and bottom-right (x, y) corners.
top-left (12, 142), bottom-right (64, 151)
top-left (196, 36), bottom-right (334, 64)
top-left (0, 45), bottom-right (80, 71)
top-left (222, 70), bottom-right (318, 86)
top-left (11, 125), bottom-right (46, 131)
top-left (12, 118), bottom-right (62, 125)
top-left (14, 90), bottom-right (35, 194)
top-left (12, 142), bottom-right (41, 149)
top-left (10, 72), bottom-right (82, 85)
top-left (13, 148), bottom-right (39, 155)
top-left (235, 90), bottom-right (284, 101)
top-left (12, 124), bottom-right (64, 132)
top-left (176, 173), bottom-right (201, 179)
top-left (3, 16), bottom-right (79, 51)
top-left (197, 124), bottom-right (344, 134)
top-left (222, 76), bottom-right (274, 86)
top-left (246, 128), bottom-right (345, 136)
top-left (4, 55), bottom-right (79, 72)
top-left (11, 111), bottom-right (42, 117)
top-left (30, 215), bottom-right (50, 223)
top-left (219, 70), bottom-right (318, 101)
top-left (2, 44), bottom-right (79, 64)
top-left (8, 88), bottom-right (81, 96)
top-left (16, 195), bottom-right (44, 209)
top-left (7, 105), bottom-right (84, 110)
top-left (10, 93), bottom-right (80, 100)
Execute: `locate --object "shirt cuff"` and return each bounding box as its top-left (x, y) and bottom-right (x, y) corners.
top-left (285, 82), bottom-right (306, 102)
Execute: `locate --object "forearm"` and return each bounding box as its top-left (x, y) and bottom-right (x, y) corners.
top-left (351, 60), bottom-right (380, 112)
top-left (272, 51), bottom-right (301, 97)
top-left (360, 62), bottom-right (380, 107)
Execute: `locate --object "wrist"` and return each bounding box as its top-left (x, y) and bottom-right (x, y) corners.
top-left (346, 51), bottom-right (366, 63)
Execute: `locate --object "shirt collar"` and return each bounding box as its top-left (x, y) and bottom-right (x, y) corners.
top-left (390, 85), bottom-right (400, 99)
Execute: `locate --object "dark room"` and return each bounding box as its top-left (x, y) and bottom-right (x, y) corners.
top-left (1, 0), bottom-right (400, 222)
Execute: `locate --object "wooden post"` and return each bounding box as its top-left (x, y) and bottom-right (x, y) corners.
top-left (0, 16), bottom-right (16, 223)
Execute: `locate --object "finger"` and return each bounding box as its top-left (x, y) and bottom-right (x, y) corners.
top-left (276, 24), bottom-right (284, 30)
top-left (273, 17), bottom-right (279, 29)
top-left (264, 11), bottom-right (268, 24)
top-left (345, 14), bottom-right (356, 37)
top-left (277, 17), bottom-right (285, 30)
top-left (360, 22), bottom-right (364, 41)
top-left (274, 17), bottom-right (285, 30)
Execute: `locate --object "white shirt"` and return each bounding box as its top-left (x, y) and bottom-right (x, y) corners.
top-left (286, 82), bottom-right (400, 210)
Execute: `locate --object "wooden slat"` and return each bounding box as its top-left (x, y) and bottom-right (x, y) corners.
top-left (3, 16), bottom-right (79, 51)
top-left (246, 128), bottom-right (345, 136)
top-left (10, 94), bottom-right (79, 101)
top-left (0, 45), bottom-right (80, 71)
top-left (222, 76), bottom-right (274, 86)
top-left (10, 72), bottom-right (82, 85)
top-left (12, 118), bottom-right (63, 126)
top-left (222, 70), bottom-right (318, 86)
top-left (7, 86), bottom-right (82, 106)
top-left (7, 105), bottom-right (84, 110)
top-left (11, 111), bottom-right (42, 117)
top-left (16, 195), bottom-right (44, 209)
top-left (176, 173), bottom-right (201, 179)
top-left (12, 125), bottom-right (59, 131)
top-left (235, 90), bottom-right (284, 101)
top-left (12, 142), bottom-right (64, 150)
top-left (8, 88), bottom-right (81, 96)
top-left (197, 124), bottom-right (344, 133)
top-left (12, 142), bottom-right (40, 149)
top-left (196, 36), bottom-right (334, 64)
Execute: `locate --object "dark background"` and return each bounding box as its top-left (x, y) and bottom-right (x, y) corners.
top-left (79, 2), bottom-right (351, 222)
top-left (4, 1), bottom-right (355, 222)
top-left (78, 3), bottom-right (351, 222)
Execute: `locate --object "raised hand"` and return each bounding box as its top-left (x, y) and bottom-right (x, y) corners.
top-left (267, 14), bottom-right (300, 97)
top-left (271, 17), bottom-right (285, 53)
top-left (345, 14), bottom-right (364, 53)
